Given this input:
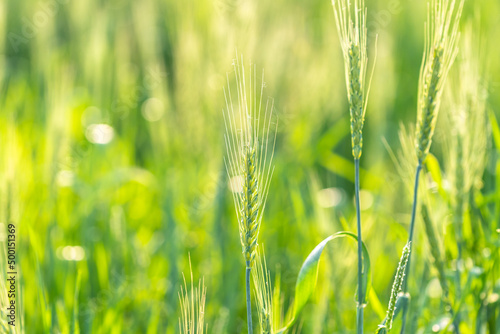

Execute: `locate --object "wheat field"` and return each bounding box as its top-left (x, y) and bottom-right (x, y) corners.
top-left (0, 0), bottom-right (499, 333)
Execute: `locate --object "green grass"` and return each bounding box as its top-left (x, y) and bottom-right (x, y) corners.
top-left (0, 0), bottom-right (500, 333)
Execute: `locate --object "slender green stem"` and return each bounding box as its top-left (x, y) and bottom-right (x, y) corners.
top-left (354, 158), bottom-right (364, 334)
top-left (453, 136), bottom-right (464, 329)
top-left (454, 241), bottom-right (462, 330)
top-left (400, 163), bottom-right (422, 333)
top-left (403, 171), bottom-right (461, 334)
top-left (245, 262), bottom-right (253, 334)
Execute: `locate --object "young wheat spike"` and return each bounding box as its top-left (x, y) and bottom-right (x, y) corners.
top-left (332, 0), bottom-right (375, 159)
top-left (223, 55), bottom-right (277, 333)
top-left (385, 243), bottom-right (411, 331)
top-left (253, 248), bottom-right (273, 334)
top-left (415, 0), bottom-right (464, 164)
top-left (223, 55), bottom-right (277, 268)
top-left (178, 257), bottom-right (207, 334)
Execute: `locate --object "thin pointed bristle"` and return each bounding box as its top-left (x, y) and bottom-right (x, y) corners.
top-left (178, 258), bottom-right (207, 334)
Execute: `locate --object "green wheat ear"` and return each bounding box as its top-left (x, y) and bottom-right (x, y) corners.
top-left (415, 0), bottom-right (464, 164)
top-left (241, 143), bottom-right (259, 264)
top-left (332, 0), bottom-right (375, 159)
top-left (385, 243), bottom-right (411, 331)
top-left (223, 55), bottom-right (277, 269)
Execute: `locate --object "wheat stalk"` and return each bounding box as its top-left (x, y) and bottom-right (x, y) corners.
top-left (331, 2), bottom-right (376, 332)
top-left (385, 127), bottom-right (459, 331)
top-left (401, 1), bottom-right (464, 332)
top-left (223, 55), bottom-right (277, 333)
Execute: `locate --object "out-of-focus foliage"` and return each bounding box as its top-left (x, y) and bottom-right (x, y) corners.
top-left (0, 0), bottom-right (499, 332)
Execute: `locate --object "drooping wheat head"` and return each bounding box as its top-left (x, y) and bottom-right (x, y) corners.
top-left (253, 248), bottom-right (273, 334)
top-left (178, 259), bottom-right (207, 334)
top-left (415, 0), bottom-right (464, 164)
top-left (332, 0), bottom-right (374, 159)
top-left (223, 55), bottom-right (277, 268)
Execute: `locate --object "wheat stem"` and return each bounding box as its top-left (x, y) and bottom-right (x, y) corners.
top-left (354, 158), bottom-right (364, 334)
top-left (331, 2), bottom-right (374, 331)
top-left (453, 135), bottom-right (464, 328)
top-left (399, 163), bottom-right (422, 334)
top-left (246, 262), bottom-right (253, 334)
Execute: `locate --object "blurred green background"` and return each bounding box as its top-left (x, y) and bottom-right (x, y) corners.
top-left (0, 0), bottom-right (499, 332)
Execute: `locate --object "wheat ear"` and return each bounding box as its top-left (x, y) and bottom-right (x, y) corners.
top-left (223, 55), bottom-right (277, 333)
top-left (386, 243), bottom-right (411, 331)
top-left (415, 0), bottom-right (463, 164)
top-left (332, 0), bottom-right (375, 159)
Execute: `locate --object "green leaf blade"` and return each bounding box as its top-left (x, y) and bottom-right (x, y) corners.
top-left (277, 231), bottom-right (371, 333)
